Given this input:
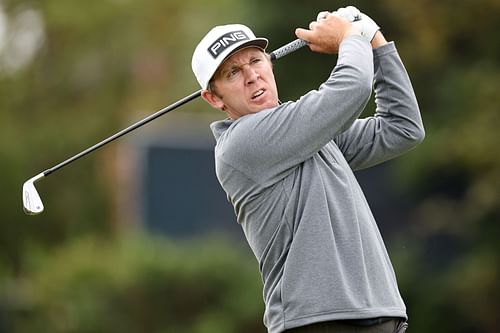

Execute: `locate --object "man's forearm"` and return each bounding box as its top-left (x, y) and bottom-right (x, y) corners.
top-left (372, 42), bottom-right (425, 145)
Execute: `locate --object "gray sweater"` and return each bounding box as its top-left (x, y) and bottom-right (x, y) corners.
top-left (210, 36), bottom-right (424, 333)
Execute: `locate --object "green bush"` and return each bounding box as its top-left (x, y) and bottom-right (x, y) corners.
top-left (2, 233), bottom-right (265, 333)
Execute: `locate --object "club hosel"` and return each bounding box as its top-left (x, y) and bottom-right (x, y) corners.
top-left (30, 172), bottom-right (46, 183)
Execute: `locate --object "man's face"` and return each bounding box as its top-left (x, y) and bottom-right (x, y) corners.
top-left (203, 47), bottom-right (279, 119)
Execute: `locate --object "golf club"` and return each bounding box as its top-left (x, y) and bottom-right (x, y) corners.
top-left (22, 38), bottom-right (308, 215)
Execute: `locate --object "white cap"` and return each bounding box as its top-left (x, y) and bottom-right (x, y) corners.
top-left (191, 24), bottom-right (268, 89)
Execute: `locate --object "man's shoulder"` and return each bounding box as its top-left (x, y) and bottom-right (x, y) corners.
top-left (210, 118), bottom-right (234, 141)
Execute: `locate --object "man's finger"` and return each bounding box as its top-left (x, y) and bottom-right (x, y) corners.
top-left (295, 28), bottom-right (313, 43)
top-left (308, 21), bottom-right (318, 30)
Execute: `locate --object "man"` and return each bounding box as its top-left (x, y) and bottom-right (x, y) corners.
top-left (191, 6), bottom-right (424, 333)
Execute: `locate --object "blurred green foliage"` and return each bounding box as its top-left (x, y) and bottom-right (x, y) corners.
top-left (1, 0), bottom-right (500, 332)
top-left (1, 233), bottom-right (265, 333)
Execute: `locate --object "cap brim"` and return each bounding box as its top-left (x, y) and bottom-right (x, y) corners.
top-left (225, 38), bottom-right (268, 59)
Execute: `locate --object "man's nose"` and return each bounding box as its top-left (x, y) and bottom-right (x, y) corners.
top-left (243, 66), bottom-right (259, 85)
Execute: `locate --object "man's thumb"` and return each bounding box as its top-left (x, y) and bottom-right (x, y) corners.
top-left (295, 28), bottom-right (311, 42)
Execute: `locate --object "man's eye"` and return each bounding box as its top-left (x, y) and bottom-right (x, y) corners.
top-left (250, 58), bottom-right (261, 64)
top-left (228, 68), bottom-right (240, 78)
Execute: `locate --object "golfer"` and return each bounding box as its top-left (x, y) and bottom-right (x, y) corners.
top-left (191, 6), bottom-right (424, 333)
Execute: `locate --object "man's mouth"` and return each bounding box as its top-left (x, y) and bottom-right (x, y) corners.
top-left (251, 89), bottom-right (265, 100)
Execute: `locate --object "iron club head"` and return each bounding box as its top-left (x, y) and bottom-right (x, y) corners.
top-left (22, 173), bottom-right (45, 215)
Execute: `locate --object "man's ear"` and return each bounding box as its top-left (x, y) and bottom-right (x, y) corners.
top-left (201, 90), bottom-right (225, 111)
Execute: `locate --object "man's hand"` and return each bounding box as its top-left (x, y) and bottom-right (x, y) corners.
top-left (295, 14), bottom-right (361, 54)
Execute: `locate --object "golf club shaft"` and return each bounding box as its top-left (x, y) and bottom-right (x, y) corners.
top-left (40, 38), bottom-right (308, 178)
top-left (43, 90), bottom-right (202, 176)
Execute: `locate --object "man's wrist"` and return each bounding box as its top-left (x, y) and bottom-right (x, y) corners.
top-left (371, 31), bottom-right (388, 48)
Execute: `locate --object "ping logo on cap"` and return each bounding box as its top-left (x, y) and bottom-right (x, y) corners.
top-left (208, 30), bottom-right (250, 59)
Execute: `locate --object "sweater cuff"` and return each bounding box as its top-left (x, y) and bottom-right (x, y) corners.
top-left (373, 41), bottom-right (396, 57)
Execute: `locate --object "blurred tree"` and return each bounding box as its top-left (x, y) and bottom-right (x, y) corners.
top-left (2, 233), bottom-right (266, 333)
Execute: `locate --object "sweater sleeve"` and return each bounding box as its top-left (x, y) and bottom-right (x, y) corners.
top-left (334, 42), bottom-right (425, 170)
top-left (217, 35), bottom-right (374, 186)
